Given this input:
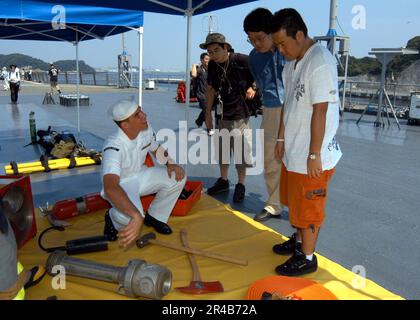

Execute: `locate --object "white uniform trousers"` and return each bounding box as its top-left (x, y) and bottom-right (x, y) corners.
top-left (109, 166), bottom-right (186, 230)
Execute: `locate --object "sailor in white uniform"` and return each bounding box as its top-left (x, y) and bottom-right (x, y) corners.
top-left (101, 99), bottom-right (186, 247)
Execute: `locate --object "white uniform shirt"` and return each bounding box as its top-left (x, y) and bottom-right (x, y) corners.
top-left (7, 68), bottom-right (20, 83)
top-left (282, 43), bottom-right (342, 174)
top-left (101, 124), bottom-right (159, 182)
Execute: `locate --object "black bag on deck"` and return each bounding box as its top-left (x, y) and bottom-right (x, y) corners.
top-left (36, 127), bottom-right (77, 157)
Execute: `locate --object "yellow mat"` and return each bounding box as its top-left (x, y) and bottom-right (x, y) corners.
top-left (18, 194), bottom-right (403, 300)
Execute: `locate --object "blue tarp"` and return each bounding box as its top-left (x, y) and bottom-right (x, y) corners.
top-left (0, 0), bottom-right (144, 42)
top-left (0, 0), bottom-right (258, 41)
top-left (16, 0), bottom-right (258, 16)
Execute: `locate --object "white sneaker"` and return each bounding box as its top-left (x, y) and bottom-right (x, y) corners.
top-left (264, 205), bottom-right (283, 216)
top-left (208, 129), bottom-right (215, 136)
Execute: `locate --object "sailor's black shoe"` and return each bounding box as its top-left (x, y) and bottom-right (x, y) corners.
top-left (275, 250), bottom-right (318, 276)
top-left (272, 233), bottom-right (301, 255)
top-left (104, 210), bottom-right (118, 241)
top-left (207, 178), bottom-right (230, 195)
top-left (144, 212), bottom-right (172, 235)
top-left (233, 183), bottom-right (246, 203)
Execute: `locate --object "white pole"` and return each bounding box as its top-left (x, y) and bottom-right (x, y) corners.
top-left (185, 0), bottom-right (193, 127)
top-left (76, 31), bottom-right (80, 134)
top-left (138, 26), bottom-right (144, 106)
top-left (329, 0), bottom-right (338, 32)
top-left (342, 53), bottom-right (349, 113)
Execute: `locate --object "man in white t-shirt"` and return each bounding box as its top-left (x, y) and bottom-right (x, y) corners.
top-left (7, 64), bottom-right (21, 103)
top-left (270, 8), bottom-right (342, 276)
top-left (101, 99), bottom-right (186, 247)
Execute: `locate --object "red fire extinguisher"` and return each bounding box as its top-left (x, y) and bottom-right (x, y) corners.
top-left (51, 193), bottom-right (111, 220)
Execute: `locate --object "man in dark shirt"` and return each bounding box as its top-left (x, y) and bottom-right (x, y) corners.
top-left (48, 63), bottom-right (61, 94)
top-left (201, 32), bottom-right (256, 203)
top-left (191, 52), bottom-right (213, 135)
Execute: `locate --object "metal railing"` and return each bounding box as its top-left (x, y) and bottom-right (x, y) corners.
top-left (31, 71), bottom-right (185, 88)
top-left (340, 80), bottom-right (420, 110)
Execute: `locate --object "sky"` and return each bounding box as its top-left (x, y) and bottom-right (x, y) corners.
top-left (1, 0), bottom-right (419, 71)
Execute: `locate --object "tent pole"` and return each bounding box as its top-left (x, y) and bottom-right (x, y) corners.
top-left (76, 31), bottom-right (80, 135)
top-left (138, 26), bottom-right (144, 106)
top-left (185, 0), bottom-right (193, 130)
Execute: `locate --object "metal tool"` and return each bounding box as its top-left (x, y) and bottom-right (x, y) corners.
top-left (46, 251), bottom-right (172, 299)
top-left (136, 232), bottom-right (248, 266)
top-left (38, 226), bottom-right (109, 255)
top-left (39, 203), bottom-right (71, 228)
top-left (175, 229), bottom-right (224, 294)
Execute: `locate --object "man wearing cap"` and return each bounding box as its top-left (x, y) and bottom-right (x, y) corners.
top-left (48, 63), bottom-right (61, 94)
top-left (201, 32), bottom-right (256, 203)
top-left (101, 99), bottom-right (186, 247)
top-left (7, 64), bottom-right (20, 103)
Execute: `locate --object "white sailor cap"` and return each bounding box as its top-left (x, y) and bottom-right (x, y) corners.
top-left (108, 99), bottom-right (138, 122)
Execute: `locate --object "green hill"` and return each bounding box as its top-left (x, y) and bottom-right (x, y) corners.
top-left (0, 53), bottom-right (95, 72)
top-left (347, 36), bottom-right (420, 78)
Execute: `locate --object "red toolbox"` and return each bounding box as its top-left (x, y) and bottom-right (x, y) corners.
top-left (141, 180), bottom-right (202, 216)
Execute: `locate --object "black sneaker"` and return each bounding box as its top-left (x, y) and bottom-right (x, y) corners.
top-left (104, 210), bottom-right (118, 241)
top-left (207, 178), bottom-right (230, 195)
top-left (144, 212), bottom-right (172, 235)
top-left (275, 250), bottom-right (318, 276)
top-left (233, 183), bottom-right (245, 203)
top-left (272, 233), bottom-right (301, 255)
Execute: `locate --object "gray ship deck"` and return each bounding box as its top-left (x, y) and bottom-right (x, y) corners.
top-left (1, 82), bottom-right (419, 299)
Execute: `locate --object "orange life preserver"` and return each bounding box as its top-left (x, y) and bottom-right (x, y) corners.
top-left (247, 276), bottom-right (338, 300)
top-left (176, 81), bottom-right (186, 103)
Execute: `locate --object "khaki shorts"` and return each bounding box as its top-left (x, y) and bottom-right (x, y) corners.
top-left (280, 163), bottom-right (335, 229)
top-left (215, 118), bottom-right (253, 168)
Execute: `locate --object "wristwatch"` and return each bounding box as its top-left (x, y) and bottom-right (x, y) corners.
top-left (308, 153), bottom-right (319, 160)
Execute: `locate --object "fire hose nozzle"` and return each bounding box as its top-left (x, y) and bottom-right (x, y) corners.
top-left (46, 251), bottom-right (172, 299)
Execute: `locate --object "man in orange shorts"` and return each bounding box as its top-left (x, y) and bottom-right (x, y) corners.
top-left (270, 8), bottom-right (342, 276)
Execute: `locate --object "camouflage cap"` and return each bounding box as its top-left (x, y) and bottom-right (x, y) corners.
top-left (199, 32), bottom-right (231, 50)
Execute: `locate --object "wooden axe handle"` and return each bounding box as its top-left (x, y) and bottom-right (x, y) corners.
top-left (149, 239), bottom-right (248, 266)
top-left (180, 229), bottom-right (202, 282)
